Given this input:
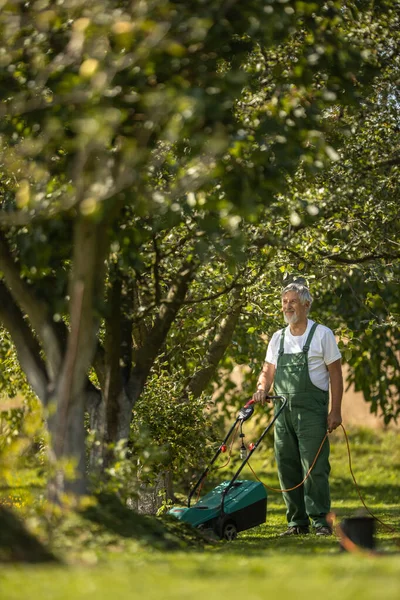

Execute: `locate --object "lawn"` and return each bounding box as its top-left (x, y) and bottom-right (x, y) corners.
top-left (0, 425), bottom-right (399, 600)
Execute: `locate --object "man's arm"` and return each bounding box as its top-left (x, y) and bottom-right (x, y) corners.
top-left (327, 358), bottom-right (343, 432)
top-left (253, 361), bottom-right (276, 404)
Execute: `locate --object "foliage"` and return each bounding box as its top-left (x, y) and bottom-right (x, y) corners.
top-left (267, 67), bottom-right (400, 420)
top-left (0, 399), bottom-right (47, 520)
top-left (317, 270), bottom-right (400, 423)
top-left (87, 437), bottom-right (138, 503)
top-left (0, 0), bottom-right (399, 502)
top-left (0, 329), bottom-right (36, 400)
top-left (131, 371), bottom-right (219, 483)
top-left (0, 398), bottom-right (47, 480)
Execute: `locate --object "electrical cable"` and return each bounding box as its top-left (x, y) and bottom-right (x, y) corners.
top-left (247, 431), bottom-right (329, 493)
top-left (246, 422), bottom-right (399, 543)
top-left (339, 423), bottom-right (398, 535)
top-left (195, 415), bottom-right (398, 551)
top-left (215, 422), bottom-right (239, 470)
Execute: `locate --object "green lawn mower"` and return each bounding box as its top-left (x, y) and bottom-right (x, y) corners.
top-left (169, 395), bottom-right (287, 541)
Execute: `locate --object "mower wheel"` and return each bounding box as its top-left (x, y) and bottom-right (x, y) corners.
top-left (221, 520), bottom-right (237, 541)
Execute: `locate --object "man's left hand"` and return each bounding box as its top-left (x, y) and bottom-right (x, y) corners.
top-left (327, 410), bottom-right (342, 433)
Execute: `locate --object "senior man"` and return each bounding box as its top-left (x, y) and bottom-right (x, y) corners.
top-left (253, 282), bottom-right (343, 536)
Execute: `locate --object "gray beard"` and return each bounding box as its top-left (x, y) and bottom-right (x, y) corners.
top-left (284, 313), bottom-right (299, 325)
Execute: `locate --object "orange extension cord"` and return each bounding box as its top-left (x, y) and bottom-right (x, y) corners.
top-left (247, 429), bottom-right (329, 493)
top-left (246, 423), bottom-right (399, 553)
top-left (196, 422), bottom-right (398, 553)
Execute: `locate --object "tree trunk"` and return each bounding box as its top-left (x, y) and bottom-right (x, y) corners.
top-left (47, 392), bottom-right (87, 498)
top-left (134, 470), bottom-right (173, 515)
top-left (103, 268), bottom-right (134, 448)
top-left (49, 216), bottom-right (109, 498)
top-left (86, 385), bottom-right (105, 471)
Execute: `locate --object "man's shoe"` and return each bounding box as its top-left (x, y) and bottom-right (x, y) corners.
top-left (316, 526), bottom-right (332, 536)
top-left (280, 526), bottom-right (309, 537)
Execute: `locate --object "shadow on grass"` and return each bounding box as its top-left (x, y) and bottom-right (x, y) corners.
top-left (79, 492), bottom-right (400, 557)
top-left (81, 493), bottom-right (213, 551)
top-left (215, 517), bottom-right (400, 557)
top-left (0, 506), bottom-right (59, 564)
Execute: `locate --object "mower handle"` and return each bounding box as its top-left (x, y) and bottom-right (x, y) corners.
top-left (245, 394), bottom-right (283, 407)
top-left (245, 398), bottom-right (256, 407)
top-left (187, 395), bottom-right (287, 508)
top-left (220, 394), bottom-right (287, 514)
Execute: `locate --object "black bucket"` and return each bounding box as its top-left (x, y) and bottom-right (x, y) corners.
top-left (339, 516), bottom-right (376, 551)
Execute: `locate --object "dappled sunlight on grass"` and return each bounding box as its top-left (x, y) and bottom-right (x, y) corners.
top-left (1, 426), bottom-right (400, 599)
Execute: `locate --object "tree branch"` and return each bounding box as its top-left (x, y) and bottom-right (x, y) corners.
top-left (127, 258), bottom-right (199, 409)
top-left (0, 281), bottom-right (49, 401)
top-left (131, 278), bottom-right (150, 351)
top-left (183, 289), bottom-right (245, 399)
top-left (0, 233), bottom-right (63, 381)
top-left (367, 153), bottom-right (400, 170)
top-left (318, 251), bottom-right (400, 264)
top-left (152, 235), bottom-right (162, 306)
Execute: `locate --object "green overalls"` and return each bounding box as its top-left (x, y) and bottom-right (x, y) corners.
top-left (274, 323), bottom-right (330, 529)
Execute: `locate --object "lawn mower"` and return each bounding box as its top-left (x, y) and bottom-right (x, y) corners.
top-left (168, 395), bottom-right (287, 540)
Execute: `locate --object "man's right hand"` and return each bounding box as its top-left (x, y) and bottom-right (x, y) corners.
top-left (252, 390), bottom-right (271, 405)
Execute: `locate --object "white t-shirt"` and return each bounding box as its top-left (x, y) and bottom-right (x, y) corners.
top-left (265, 319), bottom-right (341, 391)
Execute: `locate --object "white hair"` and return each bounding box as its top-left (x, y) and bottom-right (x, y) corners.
top-left (281, 282), bottom-right (313, 313)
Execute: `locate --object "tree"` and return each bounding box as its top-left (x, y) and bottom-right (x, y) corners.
top-left (0, 0), bottom-right (396, 499)
top-left (253, 47), bottom-right (400, 421)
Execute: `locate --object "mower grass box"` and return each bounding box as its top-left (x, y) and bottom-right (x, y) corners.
top-left (169, 480), bottom-right (267, 540)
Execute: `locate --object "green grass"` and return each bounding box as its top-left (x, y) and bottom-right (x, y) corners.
top-left (1, 425), bottom-right (400, 600)
top-left (1, 554), bottom-right (400, 600)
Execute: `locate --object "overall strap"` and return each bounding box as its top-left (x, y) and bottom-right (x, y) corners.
top-left (303, 322), bottom-right (318, 354)
top-left (278, 328), bottom-right (286, 357)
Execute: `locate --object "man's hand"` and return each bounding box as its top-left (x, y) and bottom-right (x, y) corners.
top-left (327, 359), bottom-right (343, 433)
top-left (252, 389), bottom-right (271, 406)
top-left (254, 362), bottom-right (275, 406)
top-left (327, 410), bottom-right (342, 433)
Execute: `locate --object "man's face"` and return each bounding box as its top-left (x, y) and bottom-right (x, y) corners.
top-left (281, 291), bottom-right (309, 325)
